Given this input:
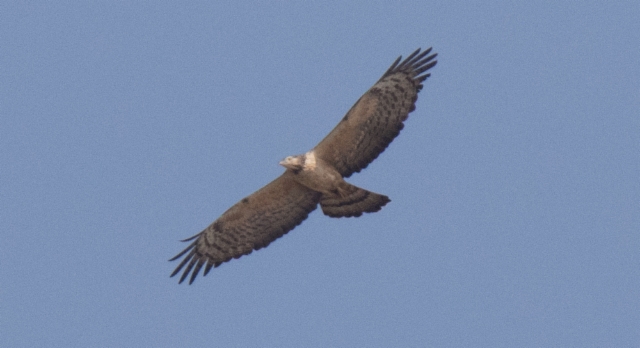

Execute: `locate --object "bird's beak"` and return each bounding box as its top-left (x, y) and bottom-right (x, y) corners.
top-left (280, 158), bottom-right (300, 171)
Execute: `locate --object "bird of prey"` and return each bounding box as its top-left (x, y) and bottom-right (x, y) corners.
top-left (170, 48), bottom-right (437, 284)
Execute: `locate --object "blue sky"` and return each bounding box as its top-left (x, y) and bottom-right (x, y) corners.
top-left (2, 1), bottom-right (639, 347)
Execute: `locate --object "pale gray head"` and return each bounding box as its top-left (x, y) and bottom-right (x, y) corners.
top-left (279, 154), bottom-right (305, 171)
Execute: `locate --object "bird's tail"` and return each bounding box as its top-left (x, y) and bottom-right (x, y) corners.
top-left (320, 182), bottom-right (390, 218)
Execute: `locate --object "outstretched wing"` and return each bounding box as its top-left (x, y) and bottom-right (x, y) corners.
top-left (170, 171), bottom-right (321, 284)
top-left (313, 48), bottom-right (437, 178)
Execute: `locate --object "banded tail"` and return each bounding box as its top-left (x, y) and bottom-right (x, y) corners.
top-left (320, 183), bottom-right (390, 218)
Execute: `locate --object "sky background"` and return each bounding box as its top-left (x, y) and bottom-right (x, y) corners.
top-left (2, 1), bottom-right (639, 347)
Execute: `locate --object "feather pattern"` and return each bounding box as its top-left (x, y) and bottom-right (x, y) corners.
top-left (170, 171), bottom-right (321, 284)
top-left (313, 48), bottom-right (437, 178)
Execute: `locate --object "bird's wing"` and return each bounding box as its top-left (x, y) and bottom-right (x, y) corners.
top-left (313, 48), bottom-right (437, 178)
top-left (170, 171), bottom-right (321, 284)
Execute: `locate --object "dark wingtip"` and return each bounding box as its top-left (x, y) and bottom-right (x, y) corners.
top-left (169, 231), bottom-right (206, 283)
top-left (188, 260), bottom-right (205, 284)
top-left (203, 262), bottom-right (214, 276)
top-left (380, 47), bottom-right (438, 82)
top-left (383, 55), bottom-right (403, 76)
top-left (168, 239), bottom-right (197, 261)
top-left (178, 257), bottom-right (197, 284)
top-left (180, 231), bottom-right (202, 243)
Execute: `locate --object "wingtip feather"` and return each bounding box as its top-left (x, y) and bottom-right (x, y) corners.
top-left (170, 249), bottom-right (195, 278)
top-left (179, 257), bottom-right (198, 284)
top-left (189, 260), bottom-right (205, 285)
top-left (168, 239), bottom-right (197, 261)
top-left (380, 47), bottom-right (438, 82)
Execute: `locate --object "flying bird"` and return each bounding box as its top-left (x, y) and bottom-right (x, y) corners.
top-left (170, 48), bottom-right (438, 284)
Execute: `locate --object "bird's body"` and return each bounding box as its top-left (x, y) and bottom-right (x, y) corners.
top-left (281, 150), bottom-right (391, 218)
top-left (280, 151), bottom-right (348, 196)
top-left (170, 48), bottom-right (437, 284)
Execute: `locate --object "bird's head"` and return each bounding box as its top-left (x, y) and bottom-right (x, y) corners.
top-left (279, 154), bottom-right (305, 171)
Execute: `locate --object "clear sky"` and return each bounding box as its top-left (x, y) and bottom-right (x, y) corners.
top-left (2, 1), bottom-right (639, 347)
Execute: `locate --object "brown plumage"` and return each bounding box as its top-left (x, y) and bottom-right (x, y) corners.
top-left (170, 48), bottom-right (437, 284)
